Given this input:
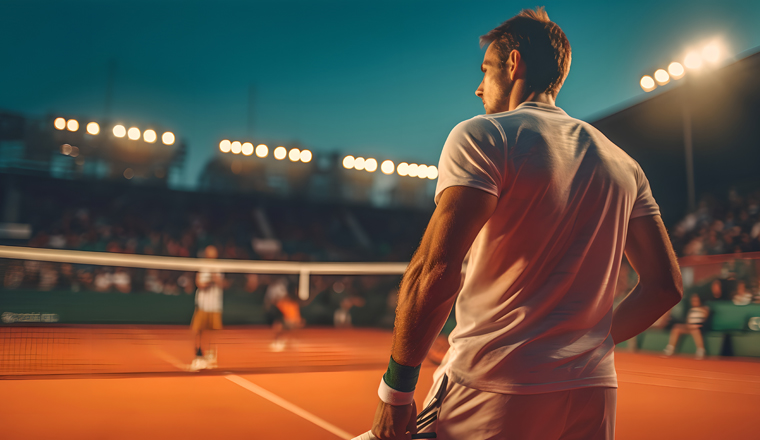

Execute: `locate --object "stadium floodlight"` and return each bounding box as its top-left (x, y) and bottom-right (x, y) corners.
top-left (162, 131), bottom-right (175, 145)
top-left (702, 42), bottom-right (721, 64)
top-left (343, 155), bottom-right (355, 169)
top-left (354, 157), bottom-right (366, 171)
top-left (66, 119), bottom-right (79, 132)
top-left (365, 158), bottom-right (378, 172)
top-left (256, 144), bottom-right (268, 158)
top-left (143, 129), bottom-right (157, 143)
top-left (417, 164), bottom-right (428, 179)
top-left (640, 75), bottom-right (656, 92)
top-left (86, 122), bottom-right (100, 135)
top-left (397, 162), bottom-right (409, 176)
top-left (407, 163), bottom-right (419, 177)
top-left (427, 165), bottom-right (439, 180)
top-left (381, 160), bottom-right (395, 175)
top-left (113, 125), bottom-right (127, 138)
top-left (230, 141), bottom-right (242, 154)
top-left (299, 149), bottom-right (312, 163)
top-left (684, 51), bottom-right (702, 70)
top-left (242, 142), bottom-right (254, 156)
top-left (219, 139), bottom-right (231, 153)
top-left (274, 146), bottom-right (287, 160)
top-left (61, 144), bottom-right (72, 155)
top-left (127, 127), bottom-right (141, 140)
top-left (288, 148), bottom-right (300, 162)
top-left (54, 118), bottom-right (66, 130)
top-left (668, 62), bottom-right (685, 80)
top-left (654, 69), bottom-right (670, 86)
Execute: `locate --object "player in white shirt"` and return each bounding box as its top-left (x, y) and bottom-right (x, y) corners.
top-left (361, 7), bottom-right (683, 440)
top-left (190, 245), bottom-right (224, 371)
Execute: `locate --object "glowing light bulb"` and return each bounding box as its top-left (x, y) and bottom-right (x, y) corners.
top-left (427, 165), bottom-right (438, 180)
top-left (668, 62), bottom-right (685, 80)
top-left (653, 69), bottom-right (670, 85)
top-left (54, 118), bottom-right (66, 130)
top-left (256, 144), bottom-right (268, 158)
top-left (364, 158), bottom-right (377, 172)
top-left (162, 131), bottom-right (175, 145)
top-left (219, 140), bottom-right (231, 153)
top-left (86, 122), bottom-right (100, 135)
top-left (354, 157), bottom-right (366, 170)
top-left (640, 75), bottom-right (656, 92)
top-left (288, 148), bottom-right (300, 162)
top-left (242, 142), bottom-right (254, 156)
top-left (397, 162), bottom-right (409, 176)
top-left (343, 155), bottom-right (355, 169)
top-left (300, 149), bottom-right (312, 163)
top-left (127, 127), bottom-right (140, 140)
top-left (113, 125), bottom-right (126, 138)
top-left (417, 164), bottom-right (428, 179)
top-left (274, 146), bottom-right (287, 160)
top-left (230, 141), bottom-right (242, 154)
top-left (381, 160), bottom-right (395, 175)
top-left (407, 163), bottom-right (419, 177)
top-left (66, 119), bottom-right (79, 132)
top-left (143, 129), bottom-right (157, 143)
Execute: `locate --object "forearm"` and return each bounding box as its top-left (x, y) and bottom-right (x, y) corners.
top-left (390, 263), bottom-right (460, 367)
top-left (611, 283), bottom-right (681, 344)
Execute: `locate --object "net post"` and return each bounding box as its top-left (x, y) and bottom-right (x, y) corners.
top-left (298, 269), bottom-right (310, 300)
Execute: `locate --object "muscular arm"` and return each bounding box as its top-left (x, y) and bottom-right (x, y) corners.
top-left (391, 186), bottom-right (498, 367)
top-left (611, 215), bottom-right (683, 344)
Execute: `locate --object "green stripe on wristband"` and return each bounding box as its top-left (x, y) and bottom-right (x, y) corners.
top-left (382, 356), bottom-right (421, 393)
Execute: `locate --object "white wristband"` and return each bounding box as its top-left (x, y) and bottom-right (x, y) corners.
top-left (378, 377), bottom-right (415, 406)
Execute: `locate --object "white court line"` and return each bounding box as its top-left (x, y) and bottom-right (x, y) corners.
top-left (225, 374), bottom-right (354, 440)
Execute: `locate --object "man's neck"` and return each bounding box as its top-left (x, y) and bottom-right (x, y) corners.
top-left (508, 82), bottom-right (555, 111)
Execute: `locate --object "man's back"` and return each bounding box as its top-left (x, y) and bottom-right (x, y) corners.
top-left (437, 101), bottom-right (660, 394)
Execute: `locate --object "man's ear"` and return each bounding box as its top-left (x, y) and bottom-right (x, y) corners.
top-left (508, 49), bottom-right (524, 81)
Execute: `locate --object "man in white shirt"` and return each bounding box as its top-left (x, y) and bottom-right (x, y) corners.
top-left (190, 245), bottom-right (224, 371)
top-left (364, 7), bottom-right (682, 440)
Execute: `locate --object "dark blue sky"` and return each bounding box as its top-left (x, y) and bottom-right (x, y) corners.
top-left (2, 0), bottom-right (759, 188)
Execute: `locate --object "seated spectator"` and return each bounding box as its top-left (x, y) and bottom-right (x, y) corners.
top-left (663, 294), bottom-right (710, 360)
top-left (144, 269), bottom-right (164, 294)
top-left (93, 268), bottom-right (112, 292)
top-left (732, 280), bottom-right (752, 306)
top-left (112, 268), bottom-right (131, 294)
top-left (705, 279), bottom-right (728, 302)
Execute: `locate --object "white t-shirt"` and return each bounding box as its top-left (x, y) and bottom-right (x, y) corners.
top-left (436, 102), bottom-right (660, 394)
top-left (196, 270), bottom-right (223, 313)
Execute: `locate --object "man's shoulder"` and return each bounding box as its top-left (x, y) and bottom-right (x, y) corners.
top-left (448, 115), bottom-right (505, 145)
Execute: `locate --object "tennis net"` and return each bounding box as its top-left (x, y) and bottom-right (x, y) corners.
top-left (0, 246), bottom-right (407, 377)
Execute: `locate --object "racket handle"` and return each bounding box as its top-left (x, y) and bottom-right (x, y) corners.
top-left (352, 432), bottom-right (436, 439)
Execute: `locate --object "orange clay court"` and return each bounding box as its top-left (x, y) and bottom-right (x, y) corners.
top-left (1, 326), bottom-right (758, 439)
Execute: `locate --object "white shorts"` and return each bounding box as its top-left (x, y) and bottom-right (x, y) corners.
top-left (417, 373), bottom-right (616, 440)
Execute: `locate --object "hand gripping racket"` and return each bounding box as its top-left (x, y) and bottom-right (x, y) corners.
top-left (353, 375), bottom-right (448, 440)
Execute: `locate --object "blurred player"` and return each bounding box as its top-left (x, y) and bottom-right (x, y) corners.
top-left (361, 7), bottom-right (683, 440)
top-left (190, 245), bottom-right (224, 371)
top-left (265, 277), bottom-right (304, 351)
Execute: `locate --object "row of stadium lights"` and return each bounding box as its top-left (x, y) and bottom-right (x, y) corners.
top-left (218, 140), bottom-right (313, 163)
top-left (342, 155), bottom-right (438, 180)
top-left (640, 41), bottom-right (724, 92)
top-left (53, 118), bottom-right (176, 145)
top-left (218, 139), bottom-right (437, 180)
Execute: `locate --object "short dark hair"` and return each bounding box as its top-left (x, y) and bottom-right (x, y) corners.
top-left (480, 7), bottom-right (571, 97)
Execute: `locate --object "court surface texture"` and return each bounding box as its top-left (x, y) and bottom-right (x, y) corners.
top-left (1, 327), bottom-right (758, 439)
